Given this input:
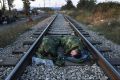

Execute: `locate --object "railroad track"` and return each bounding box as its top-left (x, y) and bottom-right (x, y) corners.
top-left (4, 14), bottom-right (120, 80)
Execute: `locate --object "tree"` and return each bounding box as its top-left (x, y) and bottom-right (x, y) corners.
top-left (66, 0), bottom-right (75, 10)
top-left (77, 0), bottom-right (96, 10)
top-left (61, 0), bottom-right (75, 10)
top-left (1, 0), bottom-right (6, 13)
top-left (88, 0), bottom-right (96, 10)
top-left (0, 0), bottom-right (14, 12)
top-left (7, 0), bottom-right (14, 12)
top-left (93, 2), bottom-right (120, 13)
top-left (0, 0), bottom-right (3, 9)
top-left (22, 0), bottom-right (35, 21)
top-left (22, 0), bottom-right (30, 16)
top-left (77, 0), bottom-right (86, 9)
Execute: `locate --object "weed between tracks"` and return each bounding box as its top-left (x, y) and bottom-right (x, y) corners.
top-left (0, 16), bottom-right (49, 47)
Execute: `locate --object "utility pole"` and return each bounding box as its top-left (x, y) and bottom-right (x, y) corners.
top-left (49, 0), bottom-right (50, 7)
top-left (55, 0), bottom-right (57, 8)
top-left (39, 3), bottom-right (40, 8)
top-left (2, 0), bottom-right (6, 13)
top-left (43, 0), bottom-right (45, 8)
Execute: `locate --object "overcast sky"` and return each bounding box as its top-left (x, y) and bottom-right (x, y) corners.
top-left (12, 0), bottom-right (120, 9)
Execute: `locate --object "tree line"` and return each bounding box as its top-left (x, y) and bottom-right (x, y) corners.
top-left (0, 0), bottom-right (14, 12)
top-left (61, 0), bottom-right (120, 11)
top-left (0, 0), bottom-right (36, 24)
top-left (0, 0), bottom-right (35, 16)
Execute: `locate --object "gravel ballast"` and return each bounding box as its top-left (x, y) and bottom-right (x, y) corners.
top-left (20, 64), bottom-right (108, 80)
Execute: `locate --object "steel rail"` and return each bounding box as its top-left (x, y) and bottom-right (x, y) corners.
top-left (5, 15), bottom-right (57, 80)
top-left (65, 16), bottom-right (120, 80)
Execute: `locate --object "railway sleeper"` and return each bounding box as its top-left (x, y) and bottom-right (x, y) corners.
top-left (35, 29), bottom-right (43, 31)
top-left (97, 47), bottom-right (112, 53)
top-left (48, 32), bottom-right (72, 34)
top-left (49, 27), bottom-right (71, 29)
top-left (0, 55), bottom-right (22, 66)
top-left (83, 35), bottom-right (91, 37)
top-left (79, 30), bottom-right (86, 33)
top-left (108, 58), bottom-right (120, 66)
top-left (37, 27), bottom-right (46, 30)
top-left (12, 46), bottom-right (29, 54)
top-left (31, 35), bottom-right (39, 38)
top-left (49, 29), bottom-right (72, 31)
top-left (12, 50), bottom-right (24, 54)
top-left (81, 32), bottom-right (89, 35)
top-left (89, 40), bottom-right (102, 45)
top-left (48, 32), bottom-right (71, 35)
top-left (78, 29), bottom-right (84, 32)
top-left (76, 27), bottom-right (83, 30)
top-left (23, 40), bottom-right (35, 46)
top-left (47, 35), bottom-right (66, 37)
top-left (48, 31), bottom-right (71, 33)
top-left (33, 32), bottom-right (42, 35)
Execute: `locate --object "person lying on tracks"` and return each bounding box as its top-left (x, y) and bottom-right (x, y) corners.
top-left (36, 36), bottom-right (90, 66)
top-left (61, 36), bottom-right (90, 63)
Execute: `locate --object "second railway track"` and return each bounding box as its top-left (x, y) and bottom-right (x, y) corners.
top-left (5, 14), bottom-right (120, 80)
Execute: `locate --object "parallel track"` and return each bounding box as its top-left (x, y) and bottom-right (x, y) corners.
top-left (5, 14), bottom-right (120, 80)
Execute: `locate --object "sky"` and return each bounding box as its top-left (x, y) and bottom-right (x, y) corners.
top-left (9, 0), bottom-right (120, 10)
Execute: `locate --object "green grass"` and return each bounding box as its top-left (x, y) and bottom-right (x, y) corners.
top-left (68, 10), bottom-right (92, 24)
top-left (0, 16), bottom-right (48, 47)
top-left (67, 10), bottom-right (120, 45)
top-left (90, 21), bottom-right (120, 44)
